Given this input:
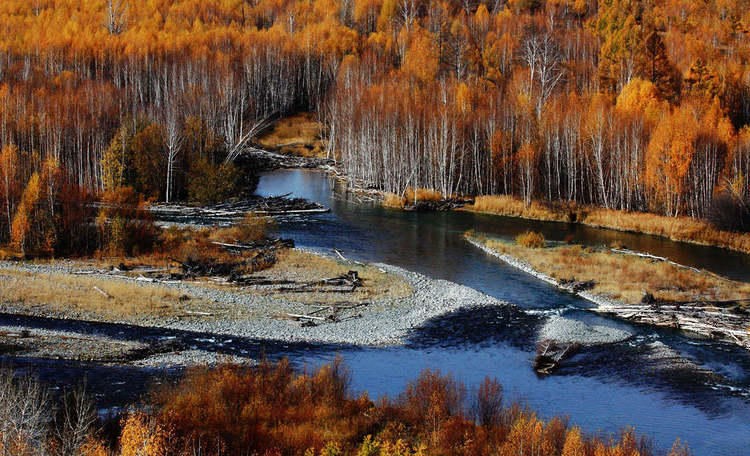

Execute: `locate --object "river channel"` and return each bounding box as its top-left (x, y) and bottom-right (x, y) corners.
top-left (256, 168), bottom-right (750, 455)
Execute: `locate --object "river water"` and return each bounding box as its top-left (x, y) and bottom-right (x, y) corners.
top-left (256, 169), bottom-right (750, 455)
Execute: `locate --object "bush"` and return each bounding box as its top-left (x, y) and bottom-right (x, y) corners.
top-left (404, 187), bottom-right (443, 203)
top-left (96, 187), bottom-right (159, 256)
top-left (516, 231), bottom-right (545, 248)
top-left (187, 158), bottom-right (241, 205)
top-left (211, 213), bottom-right (272, 244)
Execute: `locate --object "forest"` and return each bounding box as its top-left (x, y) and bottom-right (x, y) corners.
top-left (0, 0), bottom-right (749, 256)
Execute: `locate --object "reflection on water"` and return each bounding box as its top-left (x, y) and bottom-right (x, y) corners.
top-left (257, 169), bottom-right (750, 455)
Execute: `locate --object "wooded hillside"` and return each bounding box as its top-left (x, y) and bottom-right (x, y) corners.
top-left (0, 0), bottom-right (749, 249)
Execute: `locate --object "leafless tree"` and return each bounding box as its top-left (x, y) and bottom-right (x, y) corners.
top-left (53, 385), bottom-right (97, 456)
top-left (523, 32), bottom-right (565, 118)
top-left (0, 370), bottom-right (50, 456)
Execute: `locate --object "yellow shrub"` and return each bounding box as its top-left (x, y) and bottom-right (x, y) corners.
top-left (516, 231), bottom-right (545, 248)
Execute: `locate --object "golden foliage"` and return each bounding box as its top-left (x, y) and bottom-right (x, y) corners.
top-left (120, 412), bottom-right (168, 456)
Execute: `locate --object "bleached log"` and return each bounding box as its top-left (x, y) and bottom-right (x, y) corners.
top-left (93, 286), bottom-right (111, 299)
top-left (287, 313), bottom-right (326, 321)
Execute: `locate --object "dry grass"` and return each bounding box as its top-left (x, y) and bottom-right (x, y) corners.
top-left (0, 248), bottom-right (412, 321)
top-left (382, 192), bottom-right (406, 208)
top-left (256, 113), bottom-right (327, 158)
top-left (404, 187), bottom-right (443, 203)
top-left (475, 236), bottom-right (750, 304)
top-left (583, 208), bottom-right (750, 254)
top-left (0, 269), bottom-right (205, 318)
top-left (382, 188), bottom-right (444, 208)
top-left (469, 195), bottom-right (573, 222)
top-left (259, 249), bottom-right (412, 304)
top-left (467, 195), bottom-right (750, 254)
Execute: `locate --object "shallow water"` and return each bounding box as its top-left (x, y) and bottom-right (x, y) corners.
top-left (256, 169), bottom-right (750, 455)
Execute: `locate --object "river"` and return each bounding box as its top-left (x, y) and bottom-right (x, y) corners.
top-left (255, 168), bottom-right (750, 455)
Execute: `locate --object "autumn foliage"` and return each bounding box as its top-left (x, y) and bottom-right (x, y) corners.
top-left (0, 360), bottom-right (694, 456)
top-left (0, 0), bottom-right (750, 258)
top-left (128, 360), bottom-right (688, 455)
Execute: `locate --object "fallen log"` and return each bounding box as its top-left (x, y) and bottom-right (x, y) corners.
top-left (287, 313), bottom-right (326, 321)
top-left (93, 286), bottom-right (111, 299)
top-left (611, 248), bottom-right (702, 273)
top-left (534, 340), bottom-right (580, 375)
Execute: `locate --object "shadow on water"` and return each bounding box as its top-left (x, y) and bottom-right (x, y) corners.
top-left (0, 313), bottom-right (346, 407)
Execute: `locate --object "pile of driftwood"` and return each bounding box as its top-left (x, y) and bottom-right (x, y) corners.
top-left (232, 270), bottom-right (362, 293)
top-left (558, 278), bottom-right (596, 293)
top-left (404, 197), bottom-right (474, 212)
top-left (169, 238), bottom-right (294, 279)
top-left (210, 195), bottom-right (328, 215)
top-left (595, 300), bottom-right (750, 350)
top-left (288, 301), bottom-right (370, 326)
top-left (149, 195), bottom-right (328, 225)
top-left (534, 340), bottom-right (580, 375)
top-left (243, 147), bottom-right (335, 171)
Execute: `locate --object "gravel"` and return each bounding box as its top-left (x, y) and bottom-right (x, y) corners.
top-left (0, 258), bottom-right (510, 367)
top-left (539, 316), bottom-right (633, 345)
top-left (160, 263), bottom-right (507, 346)
top-left (133, 350), bottom-right (256, 368)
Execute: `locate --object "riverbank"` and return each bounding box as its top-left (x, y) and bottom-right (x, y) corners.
top-left (0, 249), bottom-right (507, 368)
top-left (466, 233), bottom-right (750, 350)
top-left (464, 195), bottom-right (750, 255)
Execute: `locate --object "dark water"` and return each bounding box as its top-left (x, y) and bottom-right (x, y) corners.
top-left (256, 169), bottom-right (750, 455)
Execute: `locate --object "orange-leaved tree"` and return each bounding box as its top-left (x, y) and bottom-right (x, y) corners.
top-left (645, 105), bottom-right (699, 216)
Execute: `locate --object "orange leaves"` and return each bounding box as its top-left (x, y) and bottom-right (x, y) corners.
top-left (562, 427), bottom-right (586, 456)
top-left (400, 26), bottom-right (439, 84)
top-left (10, 172), bottom-right (39, 254)
top-left (154, 359), bottom-right (369, 456)
top-left (645, 105), bottom-right (699, 215)
top-left (10, 160), bottom-right (59, 256)
top-left (93, 360), bottom-right (692, 456)
top-left (616, 78), bottom-right (666, 125)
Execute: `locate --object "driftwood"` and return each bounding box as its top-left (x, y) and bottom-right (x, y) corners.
top-left (403, 198), bottom-right (474, 212)
top-left (287, 313), bottom-right (326, 321)
top-left (534, 340), bottom-right (580, 374)
top-left (149, 196), bottom-right (329, 225)
top-left (212, 238), bottom-right (294, 252)
top-left (594, 302), bottom-right (750, 349)
top-left (287, 301), bottom-right (370, 326)
top-left (333, 249), bottom-right (365, 266)
top-left (611, 248), bottom-right (702, 273)
top-left (558, 278), bottom-right (595, 293)
top-left (242, 147), bottom-right (336, 170)
top-left (278, 271), bottom-right (362, 293)
top-left (93, 286), bottom-right (111, 299)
